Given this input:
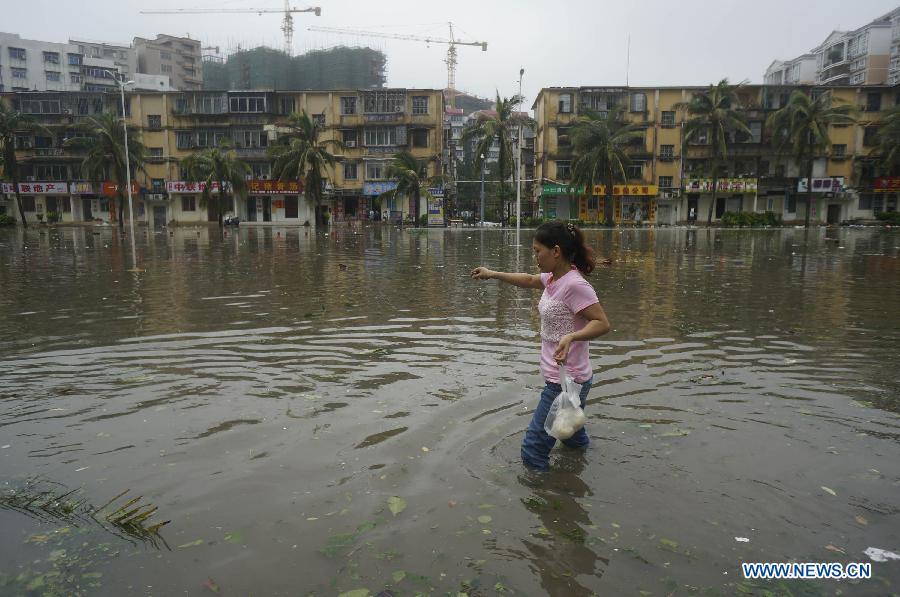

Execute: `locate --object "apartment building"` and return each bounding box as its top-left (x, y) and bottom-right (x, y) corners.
top-left (134, 35), bottom-right (202, 91)
top-left (0, 88), bottom-right (445, 226)
top-left (533, 85), bottom-right (899, 226)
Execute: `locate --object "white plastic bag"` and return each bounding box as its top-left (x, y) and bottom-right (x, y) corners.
top-left (544, 364), bottom-right (587, 440)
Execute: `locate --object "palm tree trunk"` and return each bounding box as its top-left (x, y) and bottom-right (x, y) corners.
top-left (805, 137), bottom-right (815, 228)
top-left (218, 179), bottom-right (225, 228)
top-left (707, 166), bottom-right (718, 227)
top-left (11, 170), bottom-right (27, 229)
top-left (414, 188), bottom-right (421, 226)
top-left (605, 168), bottom-right (614, 226)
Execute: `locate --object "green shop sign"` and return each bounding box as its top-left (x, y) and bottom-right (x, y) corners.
top-left (542, 184), bottom-right (584, 196)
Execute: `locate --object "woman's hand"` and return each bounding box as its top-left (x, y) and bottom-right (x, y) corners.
top-left (470, 266), bottom-right (494, 280)
top-left (553, 334), bottom-right (574, 363)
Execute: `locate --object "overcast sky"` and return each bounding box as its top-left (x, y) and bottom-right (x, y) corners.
top-left (7, 0), bottom-right (899, 105)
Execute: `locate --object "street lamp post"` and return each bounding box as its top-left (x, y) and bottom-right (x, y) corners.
top-left (515, 67), bottom-right (524, 246)
top-left (479, 152), bottom-right (485, 225)
top-left (104, 69), bottom-right (139, 271)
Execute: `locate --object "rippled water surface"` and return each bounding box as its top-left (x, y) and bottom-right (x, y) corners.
top-left (0, 225), bottom-right (898, 596)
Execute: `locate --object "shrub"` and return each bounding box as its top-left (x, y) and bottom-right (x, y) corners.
top-left (721, 211), bottom-right (783, 227)
top-left (47, 211), bottom-right (61, 223)
top-left (0, 214), bottom-right (16, 226)
top-left (418, 214), bottom-right (428, 226)
top-left (876, 211), bottom-right (900, 225)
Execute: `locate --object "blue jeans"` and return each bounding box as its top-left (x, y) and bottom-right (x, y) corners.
top-left (521, 377), bottom-right (593, 470)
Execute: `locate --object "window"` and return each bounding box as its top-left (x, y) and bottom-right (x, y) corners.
top-left (160, 64), bottom-right (173, 74)
top-left (858, 193), bottom-right (873, 210)
top-left (279, 96), bottom-right (295, 115)
top-left (312, 113), bottom-right (325, 127)
top-left (630, 93), bottom-right (647, 113)
top-left (659, 175), bottom-right (674, 188)
top-left (9, 47), bottom-right (26, 60)
top-left (558, 93), bottom-right (572, 113)
top-left (341, 129), bottom-right (358, 144)
top-left (22, 197), bottom-right (36, 212)
top-left (149, 147), bottom-right (164, 158)
top-left (343, 162), bottom-right (358, 180)
top-left (626, 163), bottom-right (643, 179)
top-left (555, 160), bottom-right (572, 180)
top-left (67, 53), bottom-right (82, 66)
top-left (341, 96), bottom-right (357, 115)
top-left (850, 72), bottom-right (865, 85)
top-left (45, 71), bottom-right (61, 82)
top-left (409, 129), bottom-right (427, 148)
top-left (659, 144), bottom-right (674, 159)
top-left (99, 200), bottom-right (110, 212)
top-left (43, 51), bottom-right (60, 64)
top-left (160, 51), bottom-right (172, 61)
top-left (70, 73), bottom-right (82, 84)
top-left (233, 129), bottom-right (267, 148)
top-left (366, 161), bottom-right (386, 180)
top-left (151, 178), bottom-right (165, 192)
top-left (557, 127), bottom-right (571, 147)
top-left (866, 93), bottom-right (882, 112)
top-left (412, 96), bottom-right (428, 115)
top-left (229, 96), bottom-right (267, 113)
top-left (11, 68), bottom-right (27, 79)
top-left (787, 194), bottom-right (797, 213)
top-left (147, 115), bottom-right (162, 129)
top-left (832, 144), bottom-right (847, 157)
top-left (364, 127), bottom-right (400, 146)
top-left (20, 100), bottom-right (61, 114)
top-left (82, 67), bottom-right (113, 79)
top-left (250, 163), bottom-right (271, 178)
top-left (181, 196), bottom-right (196, 211)
top-left (362, 91), bottom-right (404, 114)
top-left (176, 130), bottom-right (193, 149)
top-left (863, 126), bottom-right (878, 147)
top-left (34, 164), bottom-right (67, 180)
top-left (661, 111), bottom-right (675, 127)
top-left (587, 196), bottom-right (599, 210)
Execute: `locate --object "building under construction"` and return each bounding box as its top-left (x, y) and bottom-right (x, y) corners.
top-left (201, 46), bottom-right (386, 90)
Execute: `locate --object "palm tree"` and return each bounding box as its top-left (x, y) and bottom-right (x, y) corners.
top-left (180, 140), bottom-right (249, 227)
top-left (677, 79), bottom-right (751, 226)
top-left (0, 103), bottom-right (47, 228)
top-left (875, 104), bottom-right (900, 176)
top-left (462, 92), bottom-right (535, 222)
top-left (570, 105), bottom-right (645, 226)
top-left (66, 111), bottom-right (147, 232)
top-left (268, 110), bottom-right (344, 227)
top-left (767, 90), bottom-right (857, 228)
top-left (379, 150), bottom-right (442, 225)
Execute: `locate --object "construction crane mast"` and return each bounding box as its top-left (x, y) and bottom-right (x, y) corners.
top-left (307, 22), bottom-right (486, 91)
top-left (140, 5), bottom-right (322, 56)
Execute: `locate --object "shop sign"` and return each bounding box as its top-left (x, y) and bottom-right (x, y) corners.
top-left (363, 181), bottom-right (399, 196)
top-left (247, 180), bottom-right (302, 195)
top-left (166, 181), bottom-right (227, 194)
top-left (797, 177), bottom-right (844, 193)
top-left (873, 177), bottom-right (900, 193)
top-left (592, 184), bottom-right (659, 196)
top-left (684, 178), bottom-right (758, 193)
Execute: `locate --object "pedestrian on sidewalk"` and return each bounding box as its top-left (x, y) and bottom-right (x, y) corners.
top-left (471, 220), bottom-right (611, 470)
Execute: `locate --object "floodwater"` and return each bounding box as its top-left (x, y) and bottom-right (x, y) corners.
top-left (0, 224), bottom-right (898, 596)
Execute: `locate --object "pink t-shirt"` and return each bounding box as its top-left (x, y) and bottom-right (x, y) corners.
top-left (538, 268), bottom-right (599, 384)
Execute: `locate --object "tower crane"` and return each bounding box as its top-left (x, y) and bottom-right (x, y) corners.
top-left (140, 3), bottom-right (321, 56)
top-left (307, 22), bottom-right (486, 91)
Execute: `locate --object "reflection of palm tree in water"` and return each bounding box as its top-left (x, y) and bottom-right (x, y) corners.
top-left (517, 453), bottom-right (607, 596)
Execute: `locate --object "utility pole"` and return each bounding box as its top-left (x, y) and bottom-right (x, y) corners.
top-left (515, 67), bottom-right (524, 246)
top-left (479, 152), bottom-right (485, 225)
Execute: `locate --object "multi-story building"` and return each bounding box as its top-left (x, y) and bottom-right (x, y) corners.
top-left (0, 32), bottom-right (170, 94)
top-left (767, 7), bottom-right (900, 87)
top-left (533, 85), bottom-right (899, 226)
top-left (0, 88), bottom-right (445, 226)
top-left (134, 35), bottom-right (203, 91)
top-left (764, 55), bottom-right (817, 86)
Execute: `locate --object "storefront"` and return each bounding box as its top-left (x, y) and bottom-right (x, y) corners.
top-left (245, 180), bottom-right (307, 225)
top-left (682, 178), bottom-right (758, 223)
top-left (539, 184), bottom-right (581, 220)
top-left (1, 181), bottom-right (73, 224)
top-left (166, 181), bottom-right (225, 224)
top-left (364, 181), bottom-right (401, 222)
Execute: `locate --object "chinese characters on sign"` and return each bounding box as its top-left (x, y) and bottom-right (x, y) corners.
top-left (2, 182), bottom-right (71, 194)
top-left (246, 180), bottom-right (302, 195)
top-left (684, 178), bottom-right (758, 193)
top-left (873, 177), bottom-right (900, 193)
top-left (797, 177), bottom-right (845, 193)
top-left (166, 181), bottom-right (228, 194)
top-left (591, 184), bottom-right (659, 196)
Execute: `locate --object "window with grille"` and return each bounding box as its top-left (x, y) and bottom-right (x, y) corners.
top-left (659, 176), bottom-right (674, 188)
top-left (147, 115), bottom-right (162, 129)
top-left (343, 162), bottom-right (358, 180)
top-left (659, 145), bottom-right (674, 159)
top-left (626, 163), bottom-right (643, 179)
top-left (341, 97), bottom-right (357, 115)
top-left (558, 93), bottom-right (572, 113)
top-left (661, 111), bottom-right (675, 127)
top-left (556, 160), bottom-right (572, 180)
top-left (412, 96), bottom-right (428, 115)
top-left (182, 196), bottom-right (196, 211)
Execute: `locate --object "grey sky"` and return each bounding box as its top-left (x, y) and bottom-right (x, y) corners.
top-left (7, 0), bottom-right (899, 104)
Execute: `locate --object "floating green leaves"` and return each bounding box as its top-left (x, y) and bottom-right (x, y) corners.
top-left (477, 515), bottom-right (492, 524)
top-left (320, 522), bottom-right (377, 557)
top-left (388, 496), bottom-right (407, 517)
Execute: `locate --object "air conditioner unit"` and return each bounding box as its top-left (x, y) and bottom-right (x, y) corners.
top-left (345, 140), bottom-right (357, 148)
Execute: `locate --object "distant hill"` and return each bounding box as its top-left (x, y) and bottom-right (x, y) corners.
top-left (202, 46), bottom-right (387, 90)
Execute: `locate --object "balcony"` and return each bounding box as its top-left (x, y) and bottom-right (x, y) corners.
top-left (234, 147), bottom-right (269, 158)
